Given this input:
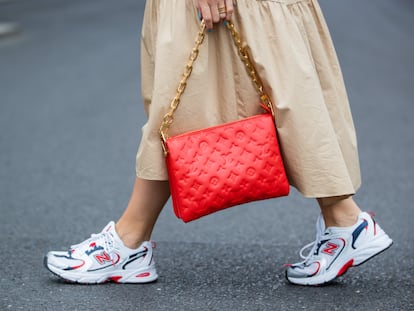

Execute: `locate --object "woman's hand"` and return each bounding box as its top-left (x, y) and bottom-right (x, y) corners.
top-left (193, 0), bottom-right (234, 30)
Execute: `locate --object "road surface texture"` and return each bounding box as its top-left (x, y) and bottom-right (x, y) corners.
top-left (1, 0), bottom-right (413, 310)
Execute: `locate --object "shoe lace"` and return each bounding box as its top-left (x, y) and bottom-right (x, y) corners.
top-left (91, 231), bottom-right (115, 254)
top-left (290, 214), bottom-right (325, 266)
top-left (71, 231), bottom-right (115, 256)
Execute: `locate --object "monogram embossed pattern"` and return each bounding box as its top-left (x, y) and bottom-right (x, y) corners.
top-left (166, 113), bottom-right (289, 222)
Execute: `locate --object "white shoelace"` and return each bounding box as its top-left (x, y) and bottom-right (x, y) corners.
top-left (92, 232), bottom-right (115, 254)
top-left (294, 214), bottom-right (325, 266)
top-left (71, 231), bottom-right (115, 255)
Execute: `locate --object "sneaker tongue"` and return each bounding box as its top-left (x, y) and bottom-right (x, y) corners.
top-left (103, 221), bottom-right (122, 242)
top-left (102, 221), bottom-right (136, 253)
top-left (101, 221), bottom-right (148, 252)
top-left (102, 221), bottom-right (116, 233)
top-left (100, 221), bottom-right (124, 248)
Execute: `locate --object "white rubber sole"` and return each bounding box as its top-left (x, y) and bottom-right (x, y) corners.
top-left (44, 256), bottom-right (158, 284)
top-left (286, 232), bottom-right (393, 286)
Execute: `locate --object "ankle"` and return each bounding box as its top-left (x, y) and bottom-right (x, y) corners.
top-left (115, 222), bottom-right (148, 249)
top-left (318, 197), bottom-right (362, 228)
top-left (119, 233), bottom-right (144, 250)
top-left (323, 213), bottom-right (359, 228)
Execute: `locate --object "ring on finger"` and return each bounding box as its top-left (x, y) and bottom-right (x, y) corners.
top-left (218, 6), bottom-right (226, 15)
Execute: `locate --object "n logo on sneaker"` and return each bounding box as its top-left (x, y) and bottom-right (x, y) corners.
top-left (95, 251), bottom-right (113, 265)
top-left (322, 242), bottom-right (340, 256)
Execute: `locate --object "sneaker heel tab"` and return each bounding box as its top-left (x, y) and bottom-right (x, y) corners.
top-left (150, 241), bottom-right (156, 249)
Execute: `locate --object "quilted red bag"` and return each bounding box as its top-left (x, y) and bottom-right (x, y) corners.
top-left (159, 21), bottom-right (289, 222)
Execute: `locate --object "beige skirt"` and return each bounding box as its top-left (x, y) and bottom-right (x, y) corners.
top-left (136, 0), bottom-right (361, 198)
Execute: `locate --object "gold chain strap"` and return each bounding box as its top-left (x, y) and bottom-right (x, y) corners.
top-left (159, 20), bottom-right (275, 154)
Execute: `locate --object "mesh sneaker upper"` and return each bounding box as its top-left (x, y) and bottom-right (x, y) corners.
top-left (286, 212), bottom-right (392, 285)
top-left (45, 221), bottom-right (157, 283)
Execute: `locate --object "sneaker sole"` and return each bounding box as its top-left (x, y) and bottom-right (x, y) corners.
top-left (286, 232), bottom-right (393, 286)
top-left (44, 256), bottom-right (158, 284)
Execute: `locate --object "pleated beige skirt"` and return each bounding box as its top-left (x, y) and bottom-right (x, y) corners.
top-left (136, 0), bottom-right (361, 198)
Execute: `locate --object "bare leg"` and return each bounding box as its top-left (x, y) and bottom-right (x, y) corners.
top-left (317, 196), bottom-right (362, 228)
top-left (116, 177), bottom-right (170, 249)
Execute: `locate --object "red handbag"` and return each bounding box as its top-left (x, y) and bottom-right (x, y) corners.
top-left (159, 21), bottom-right (289, 222)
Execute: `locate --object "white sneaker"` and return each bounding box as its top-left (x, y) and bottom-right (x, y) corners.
top-left (44, 222), bottom-right (158, 284)
top-left (286, 212), bottom-right (393, 285)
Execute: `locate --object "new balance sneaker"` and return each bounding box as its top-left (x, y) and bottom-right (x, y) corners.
top-left (44, 222), bottom-right (158, 284)
top-left (286, 212), bottom-right (393, 286)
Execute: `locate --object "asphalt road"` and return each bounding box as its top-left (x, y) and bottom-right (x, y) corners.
top-left (0, 0), bottom-right (413, 310)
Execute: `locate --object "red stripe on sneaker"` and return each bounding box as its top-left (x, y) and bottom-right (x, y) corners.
top-left (137, 272), bottom-right (150, 278)
top-left (110, 276), bottom-right (122, 283)
top-left (310, 261), bottom-right (321, 277)
top-left (64, 259), bottom-right (86, 271)
top-left (71, 262), bottom-right (85, 270)
top-left (337, 259), bottom-right (354, 277)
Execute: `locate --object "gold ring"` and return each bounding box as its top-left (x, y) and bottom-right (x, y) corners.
top-left (218, 6), bottom-right (226, 14)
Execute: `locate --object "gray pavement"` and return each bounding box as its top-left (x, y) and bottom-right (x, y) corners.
top-left (0, 0), bottom-right (413, 310)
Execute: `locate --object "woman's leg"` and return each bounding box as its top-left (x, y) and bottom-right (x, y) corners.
top-left (317, 196), bottom-right (362, 227)
top-left (116, 177), bottom-right (170, 249)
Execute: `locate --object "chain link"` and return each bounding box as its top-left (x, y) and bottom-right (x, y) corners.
top-left (160, 20), bottom-right (274, 154)
top-left (225, 21), bottom-right (275, 117)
